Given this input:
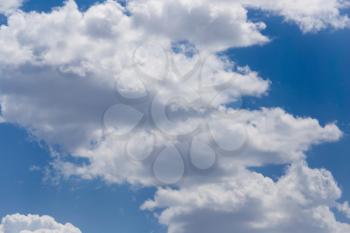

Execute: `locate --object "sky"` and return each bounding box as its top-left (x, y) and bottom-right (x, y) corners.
top-left (0, 1), bottom-right (350, 233)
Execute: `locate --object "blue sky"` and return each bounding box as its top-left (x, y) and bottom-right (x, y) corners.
top-left (0, 1), bottom-right (350, 233)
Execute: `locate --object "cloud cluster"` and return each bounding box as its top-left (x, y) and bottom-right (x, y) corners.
top-left (0, 214), bottom-right (81, 233)
top-left (0, 0), bottom-right (343, 184)
top-left (0, 1), bottom-right (349, 233)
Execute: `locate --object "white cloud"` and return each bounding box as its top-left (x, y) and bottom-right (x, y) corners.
top-left (56, 107), bottom-right (341, 186)
top-left (0, 1), bottom-right (342, 186)
top-left (128, 0), bottom-right (269, 51)
top-left (240, 0), bottom-right (350, 32)
top-left (0, 214), bottom-right (81, 233)
top-left (0, 1), bottom-right (269, 167)
top-left (142, 162), bottom-right (350, 233)
top-left (0, 0), bottom-right (22, 15)
top-left (337, 202), bottom-right (350, 219)
top-left (128, 0), bottom-right (350, 41)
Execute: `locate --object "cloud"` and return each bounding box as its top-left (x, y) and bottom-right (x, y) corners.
top-left (0, 1), bottom-right (342, 186)
top-left (0, 214), bottom-right (81, 233)
top-left (128, 0), bottom-right (269, 51)
top-left (0, 1), bottom-right (349, 233)
top-left (128, 0), bottom-right (350, 42)
top-left (337, 202), bottom-right (350, 219)
top-left (0, 1), bottom-right (269, 182)
top-left (142, 162), bottom-right (350, 233)
top-left (56, 107), bottom-right (341, 186)
top-left (0, 0), bottom-right (22, 15)
top-left (240, 0), bottom-right (350, 32)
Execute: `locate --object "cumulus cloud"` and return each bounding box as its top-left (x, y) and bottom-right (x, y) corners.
top-left (128, 0), bottom-right (269, 51)
top-left (0, 214), bottom-right (81, 233)
top-left (128, 0), bottom-right (350, 43)
top-left (0, 1), bottom-right (349, 233)
top-left (0, 0), bottom-right (342, 185)
top-left (0, 0), bottom-right (22, 15)
top-left (142, 162), bottom-right (350, 233)
top-left (241, 0), bottom-right (350, 32)
top-left (56, 107), bottom-right (341, 186)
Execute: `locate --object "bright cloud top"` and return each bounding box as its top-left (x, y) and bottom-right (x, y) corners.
top-left (0, 1), bottom-right (349, 233)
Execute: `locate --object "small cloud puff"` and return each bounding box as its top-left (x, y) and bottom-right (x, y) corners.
top-left (0, 214), bottom-right (81, 233)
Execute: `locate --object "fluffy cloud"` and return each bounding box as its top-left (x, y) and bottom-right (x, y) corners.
top-left (0, 1), bottom-right (349, 233)
top-left (0, 0), bottom-right (342, 185)
top-left (142, 162), bottom-right (350, 233)
top-left (127, 0), bottom-right (350, 50)
top-left (241, 0), bottom-right (350, 32)
top-left (56, 107), bottom-right (341, 186)
top-left (0, 214), bottom-right (81, 233)
top-left (0, 0), bottom-right (270, 182)
top-left (128, 0), bottom-right (269, 51)
top-left (337, 202), bottom-right (350, 219)
top-left (0, 0), bottom-right (22, 15)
